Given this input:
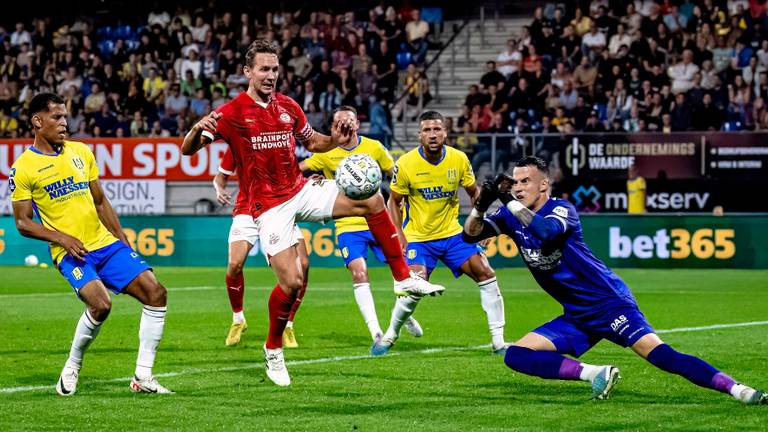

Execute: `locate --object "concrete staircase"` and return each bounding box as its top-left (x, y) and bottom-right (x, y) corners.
top-left (388, 16), bottom-right (531, 151)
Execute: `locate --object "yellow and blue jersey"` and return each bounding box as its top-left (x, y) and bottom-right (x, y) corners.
top-left (9, 141), bottom-right (117, 263)
top-left (390, 146), bottom-right (475, 242)
top-left (303, 135), bottom-right (394, 236)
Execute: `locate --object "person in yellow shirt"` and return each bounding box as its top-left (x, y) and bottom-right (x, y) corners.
top-left (9, 93), bottom-right (172, 396)
top-left (627, 164), bottom-right (646, 214)
top-left (371, 110), bottom-right (508, 356)
top-left (299, 106), bottom-right (423, 342)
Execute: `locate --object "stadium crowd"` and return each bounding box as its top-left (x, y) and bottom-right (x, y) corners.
top-left (0, 3), bottom-right (436, 139)
top-left (460, 0), bottom-right (768, 135)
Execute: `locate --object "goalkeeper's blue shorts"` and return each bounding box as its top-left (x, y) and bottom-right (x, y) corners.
top-left (532, 306), bottom-right (655, 357)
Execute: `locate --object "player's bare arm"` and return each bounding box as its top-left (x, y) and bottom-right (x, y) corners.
top-left (386, 190), bottom-right (407, 249)
top-left (12, 199), bottom-right (88, 260)
top-left (90, 179), bottom-right (128, 244)
top-left (182, 111), bottom-right (222, 155)
top-left (213, 172), bottom-right (232, 205)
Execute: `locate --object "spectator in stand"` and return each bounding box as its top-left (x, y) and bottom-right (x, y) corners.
top-left (668, 49), bottom-right (699, 94)
top-left (497, 39), bottom-right (521, 78)
top-left (405, 9), bottom-right (429, 66)
top-left (573, 56), bottom-right (597, 97)
top-left (608, 23), bottom-right (632, 57)
top-left (581, 23), bottom-right (606, 62)
top-left (480, 61), bottom-right (505, 89)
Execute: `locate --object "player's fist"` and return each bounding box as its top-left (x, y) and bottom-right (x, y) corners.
top-left (331, 116), bottom-right (356, 145)
top-left (475, 179), bottom-right (498, 212)
top-left (196, 111), bottom-right (223, 135)
top-left (493, 173), bottom-right (513, 193)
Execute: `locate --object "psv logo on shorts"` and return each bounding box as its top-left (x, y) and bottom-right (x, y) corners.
top-left (279, 113), bottom-right (291, 123)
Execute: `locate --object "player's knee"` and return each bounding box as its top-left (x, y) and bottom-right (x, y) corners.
top-left (478, 268), bottom-right (496, 281)
top-left (350, 268), bottom-right (368, 283)
top-left (503, 345), bottom-right (532, 371)
top-left (145, 282), bottom-right (167, 307)
top-left (89, 297), bottom-right (112, 322)
top-left (283, 275), bottom-right (305, 293)
top-left (227, 260), bottom-right (245, 276)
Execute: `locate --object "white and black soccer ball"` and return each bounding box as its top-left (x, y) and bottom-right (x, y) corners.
top-left (335, 154), bottom-right (382, 200)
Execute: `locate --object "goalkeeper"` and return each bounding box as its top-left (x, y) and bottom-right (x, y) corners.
top-left (463, 156), bottom-right (766, 403)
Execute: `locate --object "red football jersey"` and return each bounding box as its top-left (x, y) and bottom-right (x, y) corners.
top-left (204, 92), bottom-right (314, 218)
top-left (217, 148), bottom-right (250, 216)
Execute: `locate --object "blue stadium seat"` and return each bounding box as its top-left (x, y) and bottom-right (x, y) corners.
top-left (98, 40), bottom-right (115, 57)
top-left (115, 25), bottom-right (133, 40)
top-left (396, 51), bottom-right (413, 70)
top-left (97, 26), bottom-right (113, 40)
top-left (420, 7), bottom-right (443, 24)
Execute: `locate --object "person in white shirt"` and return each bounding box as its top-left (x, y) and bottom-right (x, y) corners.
top-left (667, 49), bottom-right (699, 94)
top-left (497, 39), bottom-right (522, 77)
top-left (608, 23), bottom-right (633, 56)
top-left (581, 23), bottom-right (606, 60)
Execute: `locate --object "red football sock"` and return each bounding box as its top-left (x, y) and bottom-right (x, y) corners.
top-left (266, 284), bottom-right (295, 349)
top-left (225, 273), bottom-right (244, 313)
top-left (288, 283), bottom-right (307, 322)
top-left (365, 208), bottom-right (410, 281)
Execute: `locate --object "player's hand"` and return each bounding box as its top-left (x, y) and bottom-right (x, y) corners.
top-left (195, 111), bottom-right (222, 135)
top-left (331, 117), bottom-right (356, 145)
top-left (475, 179), bottom-right (499, 212)
top-left (479, 238), bottom-right (493, 248)
top-left (493, 173), bottom-right (513, 194)
top-left (56, 233), bottom-right (88, 261)
top-left (215, 186), bottom-right (232, 205)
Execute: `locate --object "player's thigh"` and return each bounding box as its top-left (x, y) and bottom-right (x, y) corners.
top-left (77, 279), bottom-right (113, 319)
top-left (269, 245), bottom-right (305, 292)
top-left (257, 204), bottom-right (299, 259)
top-left (459, 252), bottom-right (495, 282)
top-left (294, 179), bottom-right (343, 221)
top-left (295, 227), bottom-right (310, 276)
top-left (513, 332), bottom-right (558, 351)
top-left (332, 189), bottom-right (386, 218)
top-left (440, 234), bottom-right (485, 279)
top-left (529, 315), bottom-right (601, 357)
top-left (123, 270), bottom-right (167, 307)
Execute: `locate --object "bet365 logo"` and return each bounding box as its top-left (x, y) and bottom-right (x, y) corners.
top-left (609, 227), bottom-right (735, 260)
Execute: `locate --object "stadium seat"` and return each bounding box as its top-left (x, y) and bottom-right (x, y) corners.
top-left (97, 26), bottom-right (113, 40)
top-left (420, 7), bottom-right (443, 24)
top-left (396, 51), bottom-right (413, 70)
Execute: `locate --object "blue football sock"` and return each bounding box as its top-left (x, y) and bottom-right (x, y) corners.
top-left (646, 344), bottom-right (727, 391)
top-left (504, 346), bottom-right (582, 380)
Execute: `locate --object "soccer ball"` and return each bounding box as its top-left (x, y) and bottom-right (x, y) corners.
top-left (24, 254), bottom-right (39, 267)
top-left (335, 154), bottom-right (382, 200)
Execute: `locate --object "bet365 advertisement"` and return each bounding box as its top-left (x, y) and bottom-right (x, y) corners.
top-left (0, 215), bottom-right (766, 269)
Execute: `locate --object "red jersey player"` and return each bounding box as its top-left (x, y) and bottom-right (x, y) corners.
top-left (182, 39), bottom-right (444, 386)
top-left (214, 148), bottom-right (308, 348)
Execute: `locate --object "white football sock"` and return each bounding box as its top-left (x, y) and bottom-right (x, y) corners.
top-left (65, 310), bottom-right (102, 370)
top-left (731, 383), bottom-right (757, 402)
top-left (353, 283), bottom-right (382, 338)
top-left (478, 278), bottom-right (506, 349)
top-left (232, 311), bottom-right (245, 323)
top-left (135, 305), bottom-right (166, 379)
top-left (383, 295), bottom-right (421, 340)
top-left (579, 363), bottom-right (603, 382)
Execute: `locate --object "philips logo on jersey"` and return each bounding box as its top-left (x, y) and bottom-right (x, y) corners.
top-left (251, 132), bottom-right (292, 150)
top-left (416, 185), bottom-right (456, 200)
top-left (43, 176), bottom-right (89, 200)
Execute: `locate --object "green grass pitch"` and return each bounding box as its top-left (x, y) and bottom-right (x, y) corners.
top-left (1, 266), bottom-right (767, 431)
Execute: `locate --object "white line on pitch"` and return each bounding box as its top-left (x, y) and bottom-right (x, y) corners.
top-left (2, 320), bottom-right (768, 395)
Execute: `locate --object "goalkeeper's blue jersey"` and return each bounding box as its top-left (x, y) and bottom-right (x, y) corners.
top-left (484, 198), bottom-right (638, 321)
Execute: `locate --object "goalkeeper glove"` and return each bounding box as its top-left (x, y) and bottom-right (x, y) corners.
top-left (474, 178), bottom-right (499, 213)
